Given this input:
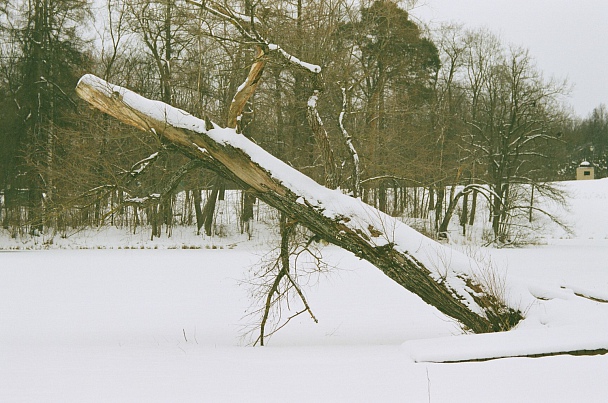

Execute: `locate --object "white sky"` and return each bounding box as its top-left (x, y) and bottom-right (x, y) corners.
top-left (410, 0), bottom-right (608, 118)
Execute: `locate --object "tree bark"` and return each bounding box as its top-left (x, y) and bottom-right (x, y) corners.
top-left (202, 176), bottom-right (222, 236)
top-left (192, 189), bottom-right (204, 233)
top-left (75, 74), bottom-right (523, 333)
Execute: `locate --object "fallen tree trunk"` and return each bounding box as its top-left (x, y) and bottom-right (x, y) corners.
top-left (76, 74), bottom-right (523, 333)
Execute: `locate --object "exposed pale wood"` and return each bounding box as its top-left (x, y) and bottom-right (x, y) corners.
top-left (76, 76), bottom-right (285, 197)
top-left (227, 46), bottom-right (266, 130)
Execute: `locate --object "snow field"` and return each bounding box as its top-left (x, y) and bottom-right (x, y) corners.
top-left (1, 179), bottom-right (608, 401)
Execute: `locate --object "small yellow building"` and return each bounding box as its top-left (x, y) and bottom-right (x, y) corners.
top-left (576, 161), bottom-right (595, 180)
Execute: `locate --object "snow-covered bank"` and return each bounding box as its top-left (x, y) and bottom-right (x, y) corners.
top-left (558, 179), bottom-right (608, 240)
top-left (1, 179), bottom-right (608, 401)
top-left (1, 245), bottom-right (607, 402)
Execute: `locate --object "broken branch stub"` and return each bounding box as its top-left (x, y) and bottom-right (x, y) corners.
top-left (227, 45), bottom-right (266, 130)
top-left (75, 74), bottom-right (523, 333)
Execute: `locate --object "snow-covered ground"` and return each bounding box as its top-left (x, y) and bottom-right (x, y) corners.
top-left (1, 179), bottom-right (608, 402)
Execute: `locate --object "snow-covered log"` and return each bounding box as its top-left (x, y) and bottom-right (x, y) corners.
top-left (76, 74), bottom-right (522, 333)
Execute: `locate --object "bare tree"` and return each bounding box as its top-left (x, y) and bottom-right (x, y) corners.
top-left (0, 0), bottom-right (92, 234)
top-left (427, 27), bottom-right (571, 243)
top-left (464, 37), bottom-right (569, 241)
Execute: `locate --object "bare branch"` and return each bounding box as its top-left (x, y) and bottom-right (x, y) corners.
top-left (339, 86), bottom-right (360, 197)
top-left (306, 90), bottom-right (337, 188)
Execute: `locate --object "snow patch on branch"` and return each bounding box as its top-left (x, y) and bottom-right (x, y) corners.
top-left (129, 152), bottom-right (159, 176)
top-left (307, 92), bottom-right (318, 108)
top-left (268, 44), bottom-right (321, 74)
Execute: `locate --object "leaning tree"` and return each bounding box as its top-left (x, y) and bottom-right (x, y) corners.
top-left (74, 0), bottom-right (525, 334)
top-left (76, 71), bottom-right (524, 333)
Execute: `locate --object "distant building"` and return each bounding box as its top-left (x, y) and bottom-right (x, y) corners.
top-left (576, 161), bottom-right (595, 180)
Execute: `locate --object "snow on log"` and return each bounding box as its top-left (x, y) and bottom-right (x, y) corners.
top-left (402, 323), bottom-right (608, 363)
top-left (76, 74), bottom-right (523, 333)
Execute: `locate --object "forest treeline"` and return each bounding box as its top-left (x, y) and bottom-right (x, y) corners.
top-left (0, 0), bottom-right (606, 243)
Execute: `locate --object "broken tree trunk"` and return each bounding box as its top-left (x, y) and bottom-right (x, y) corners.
top-left (76, 74), bottom-right (523, 333)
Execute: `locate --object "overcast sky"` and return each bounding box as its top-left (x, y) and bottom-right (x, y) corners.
top-left (409, 0), bottom-right (608, 118)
